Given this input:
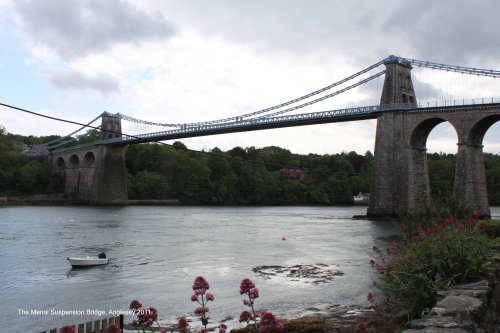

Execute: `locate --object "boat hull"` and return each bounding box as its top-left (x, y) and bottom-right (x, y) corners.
top-left (67, 257), bottom-right (109, 267)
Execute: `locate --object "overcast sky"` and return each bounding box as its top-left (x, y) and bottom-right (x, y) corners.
top-left (0, 0), bottom-right (499, 155)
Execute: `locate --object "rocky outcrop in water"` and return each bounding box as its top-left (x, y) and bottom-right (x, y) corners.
top-left (252, 264), bottom-right (344, 284)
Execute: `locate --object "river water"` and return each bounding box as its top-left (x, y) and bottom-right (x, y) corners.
top-left (1, 206), bottom-right (499, 333)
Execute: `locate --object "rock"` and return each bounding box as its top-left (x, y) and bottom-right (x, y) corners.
top-left (482, 262), bottom-right (500, 333)
top-left (406, 316), bottom-right (475, 331)
top-left (403, 280), bottom-right (492, 332)
top-left (251, 264), bottom-right (344, 284)
top-left (403, 329), bottom-right (470, 333)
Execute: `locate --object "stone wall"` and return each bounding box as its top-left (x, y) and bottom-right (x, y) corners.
top-left (403, 246), bottom-right (500, 333)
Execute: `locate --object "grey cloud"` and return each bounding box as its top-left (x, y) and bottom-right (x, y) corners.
top-left (160, 0), bottom-right (395, 62)
top-left (383, 0), bottom-right (500, 66)
top-left (46, 69), bottom-right (120, 95)
top-left (15, 0), bottom-right (176, 60)
top-left (158, 0), bottom-right (500, 68)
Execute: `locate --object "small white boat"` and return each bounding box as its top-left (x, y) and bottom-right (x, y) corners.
top-left (67, 252), bottom-right (109, 267)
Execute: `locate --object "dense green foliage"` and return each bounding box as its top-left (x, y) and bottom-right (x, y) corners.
top-left (372, 203), bottom-right (492, 322)
top-left (125, 146), bottom-right (500, 205)
top-left (0, 126), bottom-right (63, 195)
top-left (125, 143), bottom-right (373, 204)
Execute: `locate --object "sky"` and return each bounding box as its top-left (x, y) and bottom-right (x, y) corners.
top-left (0, 0), bottom-right (499, 155)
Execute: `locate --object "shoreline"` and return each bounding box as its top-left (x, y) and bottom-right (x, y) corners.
top-left (0, 195), bottom-right (370, 208)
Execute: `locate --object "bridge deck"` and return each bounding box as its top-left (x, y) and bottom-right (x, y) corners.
top-left (51, 102), bottom-right (500, 151)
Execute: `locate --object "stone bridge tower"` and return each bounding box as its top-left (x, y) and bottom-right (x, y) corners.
top-left (52, 113), bottom-right (128, 204)
top-left (90, 112), bottom-right (128, 204)
top-left (368, 56), bottom-right (420, 217)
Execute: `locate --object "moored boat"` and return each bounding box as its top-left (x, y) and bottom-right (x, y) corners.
top-left (67, 252), bottom-right (109, 267)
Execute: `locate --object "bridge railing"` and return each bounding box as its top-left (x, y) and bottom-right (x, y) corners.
top-left (109, 105), bottom-right (381, 144)
top-left (416, 97), bottom-right (500, 108)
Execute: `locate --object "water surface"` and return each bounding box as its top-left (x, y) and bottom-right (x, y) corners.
top-left (1, 206), bottom-right (496, 332)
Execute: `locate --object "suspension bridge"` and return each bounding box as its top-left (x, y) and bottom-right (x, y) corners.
top-left (24, 55), bottom-right (500, 217)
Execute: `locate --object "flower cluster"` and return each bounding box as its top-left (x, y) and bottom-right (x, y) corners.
top-left (129, 299), bottom-right (160, 330)
top-left (122, 276), bottom-right (283, 333)
top-left (406, 213), bottom-right (478, 243)
top-left (258, 311), bottom-right (283, 333)
top-left (218, 323), bottom-right (227, 333)
top-left (178, 316), bottom-right (191, 333)
top-left (239, 278), bottom-right (259, 320)
top-left (106, 323), bottom-right (122, 333)
top-left (191, 276), bottom-right (214, 332)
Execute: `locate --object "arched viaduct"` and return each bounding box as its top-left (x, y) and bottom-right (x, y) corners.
top-left (368, 104), bottom-right (499, 218)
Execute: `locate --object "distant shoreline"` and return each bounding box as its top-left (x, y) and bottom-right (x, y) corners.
top-left (0, 195), bottom-right (180, 206)
top-left (0, 195), bottom-right (372, 207)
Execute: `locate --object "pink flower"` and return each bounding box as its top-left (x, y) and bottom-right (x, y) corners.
top-left (160, 329), bottom-right (167, 333)
top-left (372, 245), bottom-right (381, 254)
top-left (369, 259), bottom-right (375, 267)
top-left (193, 276), bottom-right (210, 292)
top-left (367, 292), bottom-right (375, 303)
top-left (106, 323), bottom-right (122, 333)
top-left (178, 317), bottom-right (188, 328)
top-left (206, 292), bottom-right (215, 301)
top-left (249, 288), bottom-right (259, 299)
top-left (258, 311), bottom-right (283, 333)
top-left (240, 278), bottom-right (256, 294)
top-left (219, 323), bottom-right (227, 333)
top-left (194, 306), bottom-right (209, 315)
top-left (60, 325), bottom-right (76, 333)
top-left (191, 294), bottom-right (198, 301)
top-left (129, 299), bottom-right (142, 310)
top-left (239, 310), bottom-right (253, 322)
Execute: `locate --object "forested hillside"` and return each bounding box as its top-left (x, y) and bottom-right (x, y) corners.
top-left (1, 125), bottom-right (499, 205)
top-left (125, 143), bottom-right (372, 204)
top-left (0, 126), bottom-right (63, 195)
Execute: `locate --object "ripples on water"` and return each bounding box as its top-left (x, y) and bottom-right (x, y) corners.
top-left (1, 206), bottom-right (497, 332)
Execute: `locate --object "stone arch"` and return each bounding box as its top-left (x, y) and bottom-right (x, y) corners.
top-left (409, 95), bottom-right (415, 104)
top-left (407, 118), bottom-right (458, 210)
top-left (65, 154), bottom-right (81, 199)
top-left (79, 152), bottom-right (96, 201)
top-left (55, 157), bottom-right (65, 173)
top-left (69, 154), bottom-right (80, 169)
top-left (410, 118), bottom-right (458, 149)
top-left (468, 115), bottom-right (500, 146)
top-left (82, 152), bottom-right (95, 167)
top-left (402, 94), bottom-right (408, 103)
top-left (454, 114), bottom-right (500, 217)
